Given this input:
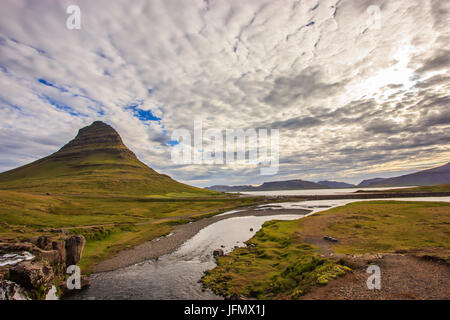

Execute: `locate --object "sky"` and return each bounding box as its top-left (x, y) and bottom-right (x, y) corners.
top-left (0, 0), bottom-right (449, 187)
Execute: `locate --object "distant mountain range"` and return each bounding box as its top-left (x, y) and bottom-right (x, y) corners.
top-left (357, 178), bottom-right (386, 187)
top-left (317, 181), bottom-right (356, 188)
top-left (358, 162), bottom-right (450, 187)
top-left (206, 162), bottom-right (450, 192)
top-left (0, 121), bottom-right (212, 196)
top-left (206, 179), bottom-right (353, 192)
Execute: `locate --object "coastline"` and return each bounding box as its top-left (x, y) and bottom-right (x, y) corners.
top-left (92, 207), bottom-right (311, 273)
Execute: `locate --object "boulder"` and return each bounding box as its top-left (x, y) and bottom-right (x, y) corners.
top-left (51, 239), bottom-right (66, 265)
top-left (65, 235), bottom-right (86, 266)
top-left (35, 236), bottom-right (52, 250)
top-left (213, 249), bottom-right (224, 257)
top-left (0, 242), bottom-right (33, 254)
top-left (31, 247), bottom-right (60, 267)
top-left (9, 261), bottom-right (54, 290)
top-left (323, 236), bottom-right (338, 243)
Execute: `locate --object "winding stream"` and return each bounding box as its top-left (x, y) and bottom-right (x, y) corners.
top-left (71, 197), bottom-right (450, 300)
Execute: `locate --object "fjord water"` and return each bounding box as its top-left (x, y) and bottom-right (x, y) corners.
top-left (71, 196), bottom-right (450, 300)
top-left (239, 186), bottom-right (414, 196)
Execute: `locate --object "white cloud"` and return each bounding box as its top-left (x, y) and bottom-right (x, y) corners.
top-left (0, 0), bottom-right (449, 186)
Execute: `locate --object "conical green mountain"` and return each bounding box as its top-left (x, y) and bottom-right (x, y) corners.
top-left (0, 121), bottom-right (209, 196)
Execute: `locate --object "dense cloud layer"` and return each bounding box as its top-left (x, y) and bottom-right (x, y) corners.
top-left (0, 0), bottom-right (449, 186)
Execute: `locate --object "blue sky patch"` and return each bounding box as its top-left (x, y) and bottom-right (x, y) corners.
top-left (38, 78), bottom-right (68, 93)
top-left (167, 140), bottom-right (179, 146)
top-left (126, 104), bottom-right (161, 122)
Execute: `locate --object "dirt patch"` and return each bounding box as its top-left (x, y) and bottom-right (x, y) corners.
top-left (302, 254), bottom-right (450, 300)
top-left (304, 236), bottom-right (334, 256)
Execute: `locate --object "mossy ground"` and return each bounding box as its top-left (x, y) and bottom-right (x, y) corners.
top-left (202, 200), bottom-right (450, 299)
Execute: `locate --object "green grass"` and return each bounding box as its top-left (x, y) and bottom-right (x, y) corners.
top-left (0, 151), bottom-right (218, 196)
top-left (77, 222), bottom-right (173, 272)
top-left (0, 189), bottom-right (263, 272)
top-left (202, 218), bottom-right (350, 299)
top-left (202, 200), bottom-right (450, 299)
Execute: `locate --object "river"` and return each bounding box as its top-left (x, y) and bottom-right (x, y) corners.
top-left (70, 196), bottom-right (450, 300)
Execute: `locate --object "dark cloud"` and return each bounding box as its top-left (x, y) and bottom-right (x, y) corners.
top-left (268, 116), bottom-right (322, 130)
top-left (415, 50), bottom-right (450, 74)
top-left (263, 67), bottom-right (348, 107)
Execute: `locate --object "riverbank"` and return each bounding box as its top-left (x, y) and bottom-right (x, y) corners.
top-left (201, 200), bottom-right (450, 299)
top-left (93, 207), bottom-right (311, 272)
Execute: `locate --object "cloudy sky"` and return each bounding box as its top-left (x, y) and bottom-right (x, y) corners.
top-left (0, 0), bottom-right (449, 187)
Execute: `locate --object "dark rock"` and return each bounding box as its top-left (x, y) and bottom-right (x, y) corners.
top-left (9, 261), bottom-right (54, 290)
top-left (213, 249), bottom-right (224, 257)
top-left (0, 242), bottom-right (33, 254)
top-left (323, 236), bottom-right (338, 242)
top-left (51, 239), bottom-right (66, 265)
top-left (35, 236), bottom-right (52, 250)
top-left (31, 248), bottom-right (60, 267)
top-left (421, 255), bottom-right (448, 265)
top-left (250, 228), bottom-right (254, 231)
top-left (65, 235), bottom-right (86, 266)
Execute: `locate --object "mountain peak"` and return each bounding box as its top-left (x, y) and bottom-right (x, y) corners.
top-left (0, 121), bottom-right (208, 196)
top-left (50, 120), bottom-right (138, 162)
top-left (60, 121), bottom-right (124, 150)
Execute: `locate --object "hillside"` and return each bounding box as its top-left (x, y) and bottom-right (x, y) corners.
top-left (206, 179), bottom-right (326, 192)
top-left (0, 121), bottom-right (211, 196)
top-left (317, 181), bottom-right (356, 188)
top-left (363, 183), bottom-right (450, 193)
top-left (205, 185), bottom-right (254, 192)
top-left (361, 162), bottom-right (450, 187)
top-left (357, 178), bottom-right (386, 187)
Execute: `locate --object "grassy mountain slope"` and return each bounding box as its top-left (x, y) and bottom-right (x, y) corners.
top-left (0, 121), bottom-right (213, 196)
top-left (363, 162), bottom-right (450, 187)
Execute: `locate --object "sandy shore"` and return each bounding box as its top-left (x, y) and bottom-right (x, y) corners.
top-left (93, 207), bottom-right (310, 273)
